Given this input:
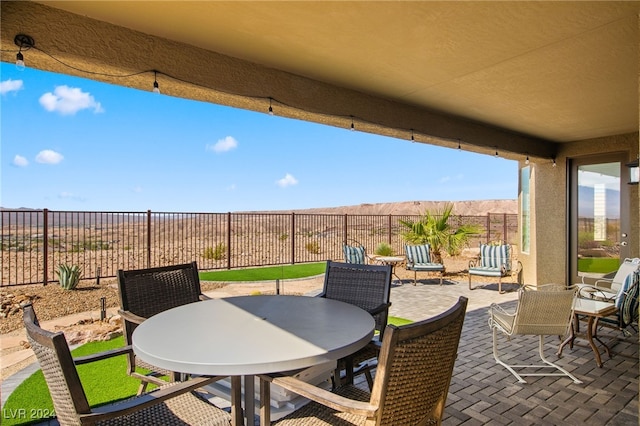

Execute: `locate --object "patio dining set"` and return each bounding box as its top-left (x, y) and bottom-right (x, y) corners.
top-left (20, 252), bottom-right (639, 425)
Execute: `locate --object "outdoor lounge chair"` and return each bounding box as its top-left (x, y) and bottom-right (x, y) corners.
top-left (21, 303), bottom-right (231, 426)
top-left (117, 261), bottom-right (211, 394)
top-left (404, 243), bottom-right (444, 285)
top-left (576, 257), bottom-right (640, 302)
top-left (579, 270), bottom-right (639, 344)
top-left (258, 296), bottom-right (468, 426)
top-left (342, 239), bottom-right (367, 264)
top-left (469, 242), bottom-right (521, 293)
top-left (488, 284), bottom-right (582, 384)
top-left (320, 260), bottom-right (392, 389)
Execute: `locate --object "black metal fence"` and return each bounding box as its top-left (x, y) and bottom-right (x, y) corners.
top-left (1, 209), bottom-right (518, 286)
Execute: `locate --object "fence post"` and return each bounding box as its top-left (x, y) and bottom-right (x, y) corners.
top-left (343, 214), bottom-right (348, 244)
top-left (227, 212), bottom-right (232, 270)
top-left (387, 215), bottom-right (392, 245)
top-left (291, 213), bottom-right (296, 264)
top-left (486, 214), bottom-right (491, 243)
top-left (146, 210), bottom-right (151, 268)
top-left (43, 209), bottom-right (49, 286)
top-left (503, 213), bottom-right (507, 244)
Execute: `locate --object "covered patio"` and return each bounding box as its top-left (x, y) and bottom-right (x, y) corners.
top-left (386, 279), bottom-right (638, 425)
top-left (1, 2), bottom-right (638, 425)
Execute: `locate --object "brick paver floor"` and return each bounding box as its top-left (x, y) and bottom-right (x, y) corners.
top-left (386, 277), bottom-right (638, 425)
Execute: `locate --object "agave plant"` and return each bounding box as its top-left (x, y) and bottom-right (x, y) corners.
top-left (399, 202), bottom-right (483, 264)
top-left (56, 264), bottom-right (82, 290)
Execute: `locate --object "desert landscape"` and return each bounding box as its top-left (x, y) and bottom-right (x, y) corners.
top-left (1, 199), bottom-right (518, 381)
top-left (1, 199), bottom-right (518, 286)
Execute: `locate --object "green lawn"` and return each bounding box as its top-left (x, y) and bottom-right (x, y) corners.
top-left (2, 336), bottom-right (145, 426)
top-left (578, 257), bottom-right (620, 274)
top-left (199, 262), bottom-right (326, 281)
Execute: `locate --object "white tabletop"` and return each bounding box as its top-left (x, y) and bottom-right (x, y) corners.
top-left (374, 256), bottom-right (405, 263)
top-left (132, 295), bottom-right (375, 376)
top-left (573, 298), bottom-right (617, 315)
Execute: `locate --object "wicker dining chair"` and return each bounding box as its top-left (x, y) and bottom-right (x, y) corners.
top-left (320, 260), bottom-right (392, 389)
top-left (258, 296), bottom-right (468, 426)
top-left (22, 303), bottom-right (231, 426)
top-left (488, 284), bottom-right (582, 384)
top-left (118, 261), bottom-right (210, 394)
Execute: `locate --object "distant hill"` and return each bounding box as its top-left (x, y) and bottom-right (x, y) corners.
top-left (1, 200), bottom-right (518, 223)
top-left (261, 199), bottom-right (518, 216)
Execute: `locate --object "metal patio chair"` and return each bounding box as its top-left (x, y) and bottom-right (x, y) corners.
top-left (489, 284), bottom-right (582, 384)
top-left (469, 242), bottom-right (522, 293)
top-left (576, 257), bottom-right (640, 302)
top-left (342, 239), bottom-right (368, 264)
top-left (404, 243), bottom-right (445, 285)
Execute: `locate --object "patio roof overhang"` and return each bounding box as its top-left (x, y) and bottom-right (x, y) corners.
top-left (1, 1), bottom-right (638, 162)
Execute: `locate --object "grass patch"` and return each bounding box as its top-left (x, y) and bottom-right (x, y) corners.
top-left (387, 316), bottom-right (413, 327)
top-left (2, 336), bottom-right (150, 426)
top-left (578, 257), bottom-right (620, 274)
top-left (200, 262), bottom-right (326, 282)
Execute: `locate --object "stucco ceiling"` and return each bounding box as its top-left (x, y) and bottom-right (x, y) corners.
top-left (2, 1), bottom-right (639, 157)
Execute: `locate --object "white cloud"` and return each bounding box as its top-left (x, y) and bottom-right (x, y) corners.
top-left (439, 174), bottom-right (464, 184)
top-left (13, 155), bottom-right (29, 167)
top-left (206, 136), bottom-right (238, 153)
top-left (276, 173), bottom-right (298, 188)
top-left (35, 150), bottom-right (64, 164)
top-left (58, 192), bottom-right (86, 202)
top-left (0, 79), bottom-right (24, 95)
top-left (39, 85), bottom-right (104, 115)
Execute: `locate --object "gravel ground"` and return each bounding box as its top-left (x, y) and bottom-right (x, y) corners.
top-left (0, 278), bottom-right (228, 334)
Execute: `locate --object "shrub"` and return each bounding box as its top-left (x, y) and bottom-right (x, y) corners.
top-left (400, 202), bottom-right (483, 263)
top-left (374, 242), bottom-right (394, 256)
top-left (56, 264), bottom-right (82, 290)
top-left (305, 241), bottom-right (320, 254)
top-left (204, 243), bottom-right (226, 260)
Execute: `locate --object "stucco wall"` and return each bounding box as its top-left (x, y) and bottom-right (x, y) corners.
top-left (520, 132), bottom-right (639, 286)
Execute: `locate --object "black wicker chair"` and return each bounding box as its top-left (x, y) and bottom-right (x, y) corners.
top-left (117, 261), bottom-right (210, 394)
top-left (320, 260), bottom-right (392, 389)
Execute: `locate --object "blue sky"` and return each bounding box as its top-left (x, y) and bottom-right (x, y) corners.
top-left (1, 62), bottom-right (517, 212)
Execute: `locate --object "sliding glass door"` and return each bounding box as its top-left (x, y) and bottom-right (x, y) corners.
top-left (570, 154), bottom-right (630, 283)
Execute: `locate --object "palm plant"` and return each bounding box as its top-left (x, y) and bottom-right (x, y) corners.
top-left (399, 202), bottom-right (483, 264)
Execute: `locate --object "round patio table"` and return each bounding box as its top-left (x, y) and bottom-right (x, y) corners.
top-left (132, 295), bottom-right (375, 425)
